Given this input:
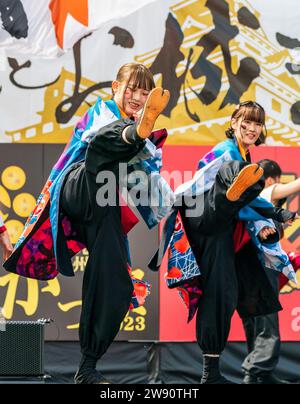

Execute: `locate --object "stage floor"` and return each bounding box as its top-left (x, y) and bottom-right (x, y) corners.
top-left (1, 341), bottom-right (299, 384)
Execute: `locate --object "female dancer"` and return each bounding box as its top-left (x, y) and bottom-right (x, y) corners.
top-left (153, 102), bottom-right (296, 384)
top-left (5, 63), bottom-right (170, 383)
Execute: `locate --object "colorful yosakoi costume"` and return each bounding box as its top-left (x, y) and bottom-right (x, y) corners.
top-left (242, 186), bottom-right (300, 380)
top-left (150, 136), bottom-right (296, 355)
top-left (0, 215), bottom-right (6, 234)
top-left (4, 97), bottom-right (174, 360)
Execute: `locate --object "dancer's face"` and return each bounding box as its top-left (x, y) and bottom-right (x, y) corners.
top-left (112, 80), bottom-right (150, 117)
top-left (233, 117), bottom-right (263, 149)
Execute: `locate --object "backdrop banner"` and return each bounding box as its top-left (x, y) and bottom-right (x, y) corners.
top-left (0, 0), bottom-right (299, 145)
top-left (0, 145), bottom-right (159, 341)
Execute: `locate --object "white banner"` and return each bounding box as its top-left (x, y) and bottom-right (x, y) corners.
top-left (0, 0), bottom-right (159, 58)
top-left (0, 0), bottom-right (299, 146)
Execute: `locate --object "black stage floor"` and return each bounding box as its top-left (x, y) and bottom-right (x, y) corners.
top-left (1, 341), bottom-right (299, 384)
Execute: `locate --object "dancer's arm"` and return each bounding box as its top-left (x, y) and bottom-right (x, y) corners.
top-left (248, 196), bottom-right (296, 223)
top-left (271, 178), bottom-right (300, 203)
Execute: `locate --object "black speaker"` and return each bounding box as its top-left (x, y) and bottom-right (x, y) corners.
top-left (0, 319), bottom-right (48, 377)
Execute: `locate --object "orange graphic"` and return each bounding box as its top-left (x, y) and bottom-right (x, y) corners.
top-left (166, 267), bottom-right (183, 280)
top-left (174, 233), bottom-right (190, 254)
top-left (49, 0), bottom-right (89, 48)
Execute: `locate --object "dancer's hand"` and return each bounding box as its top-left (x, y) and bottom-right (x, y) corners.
top-left (285, 214), bottom-right (300, 226)
top-left (259, 226), bottom-right (277, 241)
top-left (0, 231), bottom-right (13, 261)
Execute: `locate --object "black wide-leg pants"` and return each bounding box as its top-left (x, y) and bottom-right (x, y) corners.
top-left (180, 161), bottom-right (281, 354)
top-left (60, 119), bottom-right (144, 359)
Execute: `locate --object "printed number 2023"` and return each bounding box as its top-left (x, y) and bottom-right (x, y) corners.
top-left (120, 316), bottom-right (145, 331)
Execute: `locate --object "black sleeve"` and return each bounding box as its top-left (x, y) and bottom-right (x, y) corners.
top-left (85, 119), bottom-right (145, 175)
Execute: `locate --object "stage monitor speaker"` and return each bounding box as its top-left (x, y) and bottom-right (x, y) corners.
top-left (0, 319), bottom-right (49, 377)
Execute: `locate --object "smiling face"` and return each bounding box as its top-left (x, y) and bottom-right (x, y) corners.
top-left (112, 63), bottom-right (155, 117)
top-left (234, 118), bottom-right (263, 147)
top-left (112, 80), bottom-right (150, 116)
top-left (231, 104), bottom-right (266, 150)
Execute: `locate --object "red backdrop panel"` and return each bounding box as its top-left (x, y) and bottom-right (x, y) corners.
top-left (159, 146), bottom-right (300, 341)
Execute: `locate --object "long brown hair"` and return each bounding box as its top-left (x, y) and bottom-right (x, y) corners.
top-left (226, 101), bottom-right (267, 146)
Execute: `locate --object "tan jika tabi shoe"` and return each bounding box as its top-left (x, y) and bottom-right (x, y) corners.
top-left (136, 87), bottom-right (170, 139)
top-left (226, 163), bottom-right (264, 202)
